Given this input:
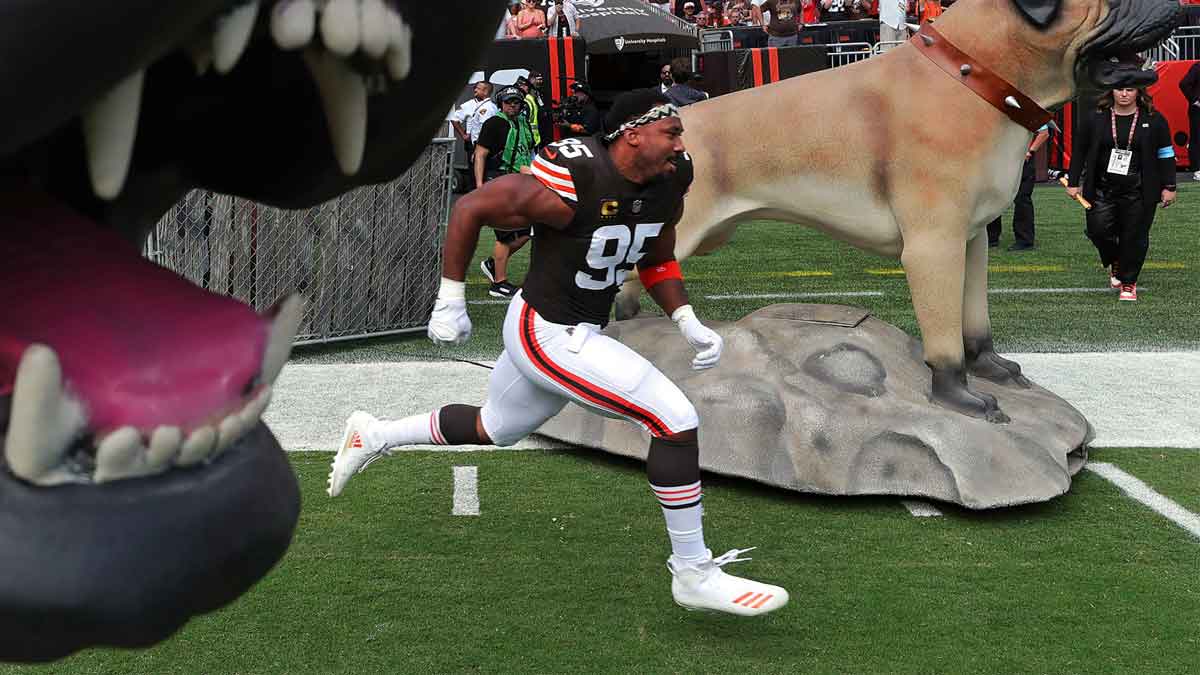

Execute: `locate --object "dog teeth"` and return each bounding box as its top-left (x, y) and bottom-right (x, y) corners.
top-left (385, 9), bottom-right (412, 81)
top-left (94, 426), bottom-right (182, 483)
top-left (81, 69), bottom-right (145, 201)
top-left (178, 426), bottom-right (217, 467)
top-left (359, 0), bottom-right (389, 58)
top-left (216, 414), bottom-right (247, 456)
top-left (303, 49), bottom-right (367, 175)
top-left (2, 345), bottom-right (89, 485)
top-left (262, 294), bottom-right (305, 385)
top-left (148, 426), bottom-right (185, 466)
top-left (213, 1), bottom-right (260, 74)
top-left (320, 0), bottom-right (361, 56)
top-left (271, 0), bottom-right (317, 49)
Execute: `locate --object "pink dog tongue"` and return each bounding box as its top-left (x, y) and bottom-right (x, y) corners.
top-left (0, 188), bottom-right (268, 432)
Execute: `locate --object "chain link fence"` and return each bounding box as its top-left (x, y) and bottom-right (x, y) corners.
top-left (146, 140), bottom-right (454, 346)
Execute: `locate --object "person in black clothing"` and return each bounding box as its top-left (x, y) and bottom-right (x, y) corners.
top-left (475, 86), bottom-right (535, 298)
top-left (555, 81), bottom-right (603, 138)
top-left (329, 89), bottom-right (789, 617)
top-left (1179, 60), bottom-right (1200, 181)
top-left (1066, 87), bottom-right (1177, 302)
top-left (987, 124), bottom-right (1050, 251)
top-left (665, 57), bottom-right (709, 108)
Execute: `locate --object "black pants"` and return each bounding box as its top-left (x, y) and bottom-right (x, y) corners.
top-left (987, 157), bottom-right (1036, 245)
top-left (1189, 104), bottom-right (1200, 172)
top-left (1085, 186), bottom-right (1154, 283)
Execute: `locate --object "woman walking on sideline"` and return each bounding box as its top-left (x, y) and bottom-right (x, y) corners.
top-left (1066, 87), bottom-right (1177, 302)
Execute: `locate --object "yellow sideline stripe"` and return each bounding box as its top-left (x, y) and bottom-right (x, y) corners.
top-left (1143, 262), bottom-right (1187, 270)
top-left (773, 271), bottom-right (835, 277)
top-left (865, 268), bottom-right (906, 276)
top-left (988, 265), bottom-right (1065, 273)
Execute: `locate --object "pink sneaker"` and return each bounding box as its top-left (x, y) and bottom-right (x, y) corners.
top-left (1118, 283), bottom-right (1137, 302)
top-left (1109, 262), bottom-right (1121, 290)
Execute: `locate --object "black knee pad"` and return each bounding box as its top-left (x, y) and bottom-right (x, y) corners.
top-left (439, 404), bottom-right (484, 445)
top-left (647, 433), bottom-right (700, 487)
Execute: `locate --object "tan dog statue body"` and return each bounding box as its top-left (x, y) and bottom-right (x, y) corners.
top-left (615, 0), bottom-right (1183, 421)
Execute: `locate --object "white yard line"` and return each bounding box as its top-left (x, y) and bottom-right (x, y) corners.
top-left (705, 291), bottom-right (884, 300)
top-left (1086, 462), bottom-right (1200, 539)
top-left (452, 466), bottom-right (480, 516)
top-left (901, 500), bottom-right (943, 517)
top-left (267, 353), bottom-right (1200, 451)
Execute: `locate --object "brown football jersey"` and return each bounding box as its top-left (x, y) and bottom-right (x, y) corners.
top-left (522, 136), bottom-right (693, 326)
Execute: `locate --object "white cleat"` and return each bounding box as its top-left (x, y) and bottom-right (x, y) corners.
top-left (668, 548), bottom-right (789, 617)
top-left (327, 410), bottom-right (390, 497)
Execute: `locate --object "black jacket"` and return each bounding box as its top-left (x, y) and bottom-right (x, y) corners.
top-left (1067, 106), bottom-right (1176, 206)
top-left (1180, 61), bottom-right (1200, 107)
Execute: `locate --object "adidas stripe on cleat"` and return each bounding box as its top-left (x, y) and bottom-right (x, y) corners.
top-left (327, 410), bottom-right (391, 497)
top-left (668, 548), bottom-right (789, 617)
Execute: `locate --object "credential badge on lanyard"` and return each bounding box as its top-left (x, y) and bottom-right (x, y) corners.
top-left (1107, 108), bottom-right (1137, 176)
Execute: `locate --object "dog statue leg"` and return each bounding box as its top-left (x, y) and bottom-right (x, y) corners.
top-left (614, 277), bottom-right (643, 320)
top-left (961, 233), bottom-right (1032, 387)
top-left (902, 230), bottom-right (1010, 423)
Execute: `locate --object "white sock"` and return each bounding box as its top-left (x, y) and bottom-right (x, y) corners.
top-left (651, 481), bottom-right (708, 561)
top-left (371, 410), bottom-right (441, 448)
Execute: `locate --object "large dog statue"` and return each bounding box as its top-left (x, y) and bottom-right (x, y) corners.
top-left (0, 0), bottom-right (504, 662)
top-left (615, 0), bottom-right (1183, 421)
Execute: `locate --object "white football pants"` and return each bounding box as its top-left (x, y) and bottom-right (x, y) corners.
top-left (480, 291), bottom-right (699, 446)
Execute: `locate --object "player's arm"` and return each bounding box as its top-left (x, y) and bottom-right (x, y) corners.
top-left (636, 203), bottom-right (723, 370)
top-left (427, 174), bottom-right (574, 346)
top-left (638, 201), bottom-right (688, 317)
top-left (442, 173), bottom-right (574, 282)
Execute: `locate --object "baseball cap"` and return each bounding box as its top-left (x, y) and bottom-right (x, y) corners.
top-left (570, 81), bottom-right (591, 96)
top-left (495, 86), bottom-right (524, 104)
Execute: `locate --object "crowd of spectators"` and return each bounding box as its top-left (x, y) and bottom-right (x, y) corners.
top-left (648, 0), bottom-right (955, 28)
top-left (497, 0), bottom-right (957, 41)
top-left (499, 0), bottom-right (582, 39)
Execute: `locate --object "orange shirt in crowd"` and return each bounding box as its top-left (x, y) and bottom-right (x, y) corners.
top-left (800, 0), bottom-right (820, 24)
top-left (515, 6), bottom-right (547, 38)
top-left (919, 0), bottom-right (942, 23)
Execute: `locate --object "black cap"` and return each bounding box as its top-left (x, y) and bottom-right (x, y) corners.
top-left (570, 81), bottom-right (591, 96)
top-left (495, 86), bottom-right (524, 104)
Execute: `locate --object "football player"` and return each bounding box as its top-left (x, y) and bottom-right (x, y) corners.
top-left (329, 89), bottom-right (789, 617)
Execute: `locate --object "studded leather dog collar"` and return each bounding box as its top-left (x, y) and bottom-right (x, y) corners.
top-left (910, 22), bottom-right (1055, 133)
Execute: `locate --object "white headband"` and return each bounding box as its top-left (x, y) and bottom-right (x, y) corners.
top-left (603, 103), bottom-right (680, 143)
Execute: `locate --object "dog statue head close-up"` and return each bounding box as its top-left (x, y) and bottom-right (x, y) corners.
top-left (0, 0), bottom-right (505, 663)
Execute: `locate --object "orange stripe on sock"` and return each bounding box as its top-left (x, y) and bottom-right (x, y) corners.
top-left (751, 594), bottom-right (773, 609)
top-left (733, 592), bottom-right (754, 605)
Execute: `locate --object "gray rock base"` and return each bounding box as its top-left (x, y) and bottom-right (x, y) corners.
top-left (538, 304), bottom-right (1091, 510)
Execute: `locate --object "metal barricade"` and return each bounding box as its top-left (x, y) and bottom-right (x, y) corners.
top-left (871, 41), bottom-right (906, 57)
top-left (146, 139), bottom-right (455, 346)
top-left (700, 29), bottom-right (734, 53)
top-left (1175, 26), bottom-right (1200, 61)
top-left (826, 42), bottom-right (873, 69)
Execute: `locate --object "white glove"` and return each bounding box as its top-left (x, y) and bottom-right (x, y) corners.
top-left (672, 304), bottom-right (723, 370)
top-left (427, 278), bottom-right (472, 346)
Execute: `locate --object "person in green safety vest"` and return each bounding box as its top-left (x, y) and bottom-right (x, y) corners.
top-left (517, 72), bottom-right (547, 154)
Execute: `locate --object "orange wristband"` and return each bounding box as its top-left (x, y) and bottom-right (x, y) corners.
top-left (638, 260), bottom-right (683, 289)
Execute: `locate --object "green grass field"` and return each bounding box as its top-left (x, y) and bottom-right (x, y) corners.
top-left (7, 184), bottom-right (1198, 674)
